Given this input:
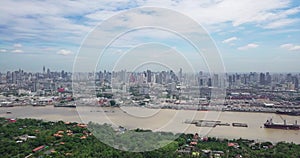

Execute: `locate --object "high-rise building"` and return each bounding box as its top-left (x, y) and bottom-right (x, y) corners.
top-left (199, 78), bottom-right (204, 86)
top-left (232, 74), bottom-right (236, 83)
top-left (229, 75), bottom-right (233, 87)
top-left (120, 70), bottom-right (126, 83)
top-left (241, 74), bottom-right (248, 85)
top-left (47, 68), bottom-right (51, 77)
top-left (293, 76), bottom-right (299, 90)
top-left (6, 71), bottom-right (12, 84)
top-left (12, 71), bottom-right (17, 84)
top-left (213, 74), bottom-right (219, 87)
top-left (207, 78), bottom-right (212, 87)
top-left (266, 72), bottom-right (272, 85)
top-left (32, 80), bottom-right (37, 92)
top-left (286, 73), bottom-right (293, 82)
top-left (178, 68), bottom-right (182, 83)
top-left (260, 73), bottom-right (265, 85)
top-left (147, 70), bottom-right (152, 83)
top-left (155, 74), bottom-right (161, 84)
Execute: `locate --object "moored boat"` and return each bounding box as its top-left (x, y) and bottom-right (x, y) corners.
top-left (264, 118), bottom-right (300, 130)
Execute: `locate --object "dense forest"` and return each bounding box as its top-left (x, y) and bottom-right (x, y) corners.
top-left (1, 117), bottom-right (300, 158)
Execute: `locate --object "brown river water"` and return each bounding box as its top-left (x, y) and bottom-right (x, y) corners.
top-left (1, 106), bottom-right (300, 143)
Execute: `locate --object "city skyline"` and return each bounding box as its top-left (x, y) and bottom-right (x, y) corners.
top-left (0, 0), bottom-right (300, 72)
top-left (2, 66), bottom-right (300, 74)
top-left (2, 1), bottom-right (300, 156)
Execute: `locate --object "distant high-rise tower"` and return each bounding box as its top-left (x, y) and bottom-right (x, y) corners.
top-left (232, 74), bottom-right (236, 83)
top-left (199, 78), bottom-right (204, 86)
top-left (61, 70), bottom-right (65, 78)
top-left (47, 68), bottom-right (51, 77)
top-left (43, 66), bottom-right (45, 74)
top-left (266, 72), bottom-right (272, 85)
top-left (12, 71), bottom-right (17, 84)
top-left (260, 73), bottom-right (265, 85)
top-left (207, 78), bottom-right (212, 87)
top-left (229, 75), bottom-right (233, 87)
top-left (32, 80), bottom-right (37, 92)
top-left (147, 70), bottom-right (152, 83)
top-left (293, 76), bottom-right (299, 90)
top-left (178, 68), bottom-right (182, 82)
top-left (286, 73), bottom-right (292, 82)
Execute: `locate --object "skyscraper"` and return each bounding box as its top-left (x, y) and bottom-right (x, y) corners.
top-left (260, 73), bottom-right (266, 85)
top-left (293, 76), bottom-right (299, 90)
top-left (266, 72), bottom-right (272, 85)
top-left (147, 70), bottom-right (152, 83)
top-left (178, 68), bottom-right (182, 83)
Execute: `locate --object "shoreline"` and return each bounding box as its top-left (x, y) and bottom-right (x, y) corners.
top-left (0, 104), bottom-right (294, 116)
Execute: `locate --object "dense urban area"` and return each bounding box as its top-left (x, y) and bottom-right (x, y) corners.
top-left (0, 67), bottom-right (300, 115)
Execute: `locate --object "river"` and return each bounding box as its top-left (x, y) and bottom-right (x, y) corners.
top-left (1, 106), bottom-right (300, 144)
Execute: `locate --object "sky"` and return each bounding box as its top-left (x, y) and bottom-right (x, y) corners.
top-left (0, 0), bottom-right (300, 73)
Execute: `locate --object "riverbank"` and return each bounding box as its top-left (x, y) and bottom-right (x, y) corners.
top-left (1, 117), bottom-right (300, 157)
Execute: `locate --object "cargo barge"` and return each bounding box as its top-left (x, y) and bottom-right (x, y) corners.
top-left (54, 103), bottom-right (76, 108)
top-left (185, 120), bottom-right (222, 127)
top-left (185, 120), bottom-right (231, 127)
top-left (264, 118), bottom-right (300, 130)
top-left (232, 123), bottom-right (248, 127)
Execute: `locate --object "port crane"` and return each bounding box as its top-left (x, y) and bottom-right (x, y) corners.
top-left (278, 114), bottom-right (298, 125)
top-left (278, 115), bottom-right (286, 125)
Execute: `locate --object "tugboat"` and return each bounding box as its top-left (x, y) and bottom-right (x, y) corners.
top-left (264, 118), bottom-right (300, 130)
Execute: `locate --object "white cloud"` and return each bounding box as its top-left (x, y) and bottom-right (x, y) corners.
top-left (0, 49), bottom-right (7, 53)
top-left (222, 37), bottom-right (238, 44)
top-left (85, 10), bottom-right (119, 21)
top-left (280, 43), bottom-right (300, 51)
top-left (280, 43), bottom-right (293, 49)
top-left (56, 49), bottom-right (74, 56)
top-left (289, 46), bottom-right (300, 51)
top-left (14, 43), bottom-right (22, 48)
top-left (0, 0), bottom-right (299, 61)
top-left (264, 19), bottom-right (299, 29)
top-left (0, 0), bottom-right (298, 40)
top-left (238, 43), bottom-right (259, 50)
top-left (139, 0), bottom-right (298, 29)
top-left (0, 0), bottom-right (297, 54)
top-left (11, 49), bottom-right (24, 53)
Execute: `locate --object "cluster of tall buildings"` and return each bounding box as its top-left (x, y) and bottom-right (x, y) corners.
top-left (227, 72), bottom-right (299, 91)
top-left (0, 66), bottom-right (299, 97)
top-left (92, 70), bottom-right (299, 91)
top-left (0, 67), bottom-right (72, 95)
top-left (91, 69), bottom-right (179, 85)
